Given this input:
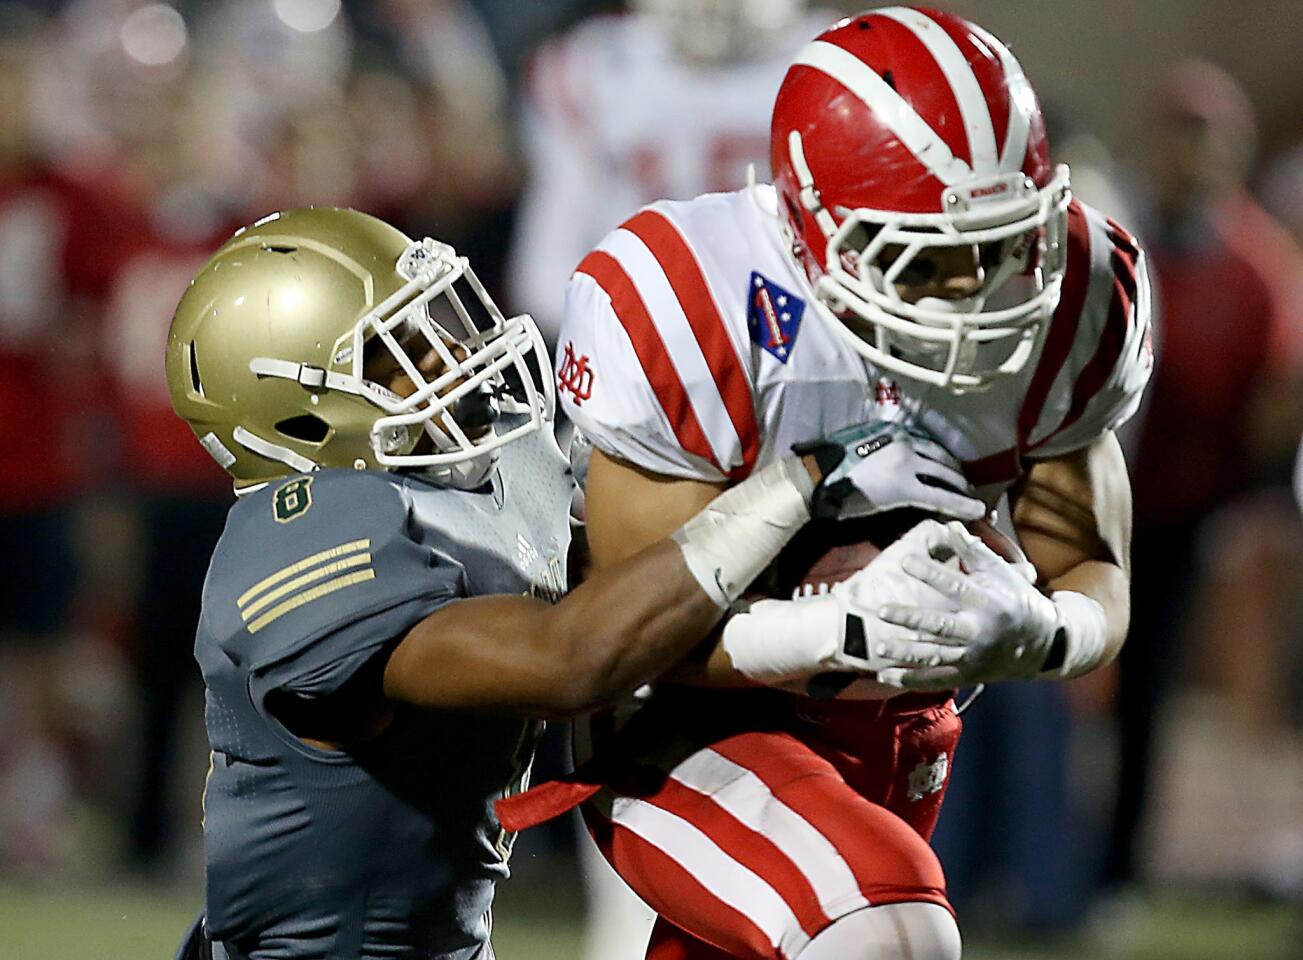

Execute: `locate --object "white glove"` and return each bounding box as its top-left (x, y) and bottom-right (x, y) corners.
top-left (721, 520), bottom-right (975, 694)
top-left (794, 422), bottom-right (986, 522)
top-left (875, 522), bottom-right (1062, 690)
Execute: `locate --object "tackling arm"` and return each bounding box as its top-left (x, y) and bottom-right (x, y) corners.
top-left (383, 539), bottom-right (725, 716)
top-left (385, 449), bottom-right (832, 714)
top-left (582, 448), bottom-right (757, 687)
top-left (581, 440), bottom-right (986, 690)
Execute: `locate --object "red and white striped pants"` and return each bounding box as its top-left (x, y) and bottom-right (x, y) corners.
top-left (579, 688), bottom-right (961, 960)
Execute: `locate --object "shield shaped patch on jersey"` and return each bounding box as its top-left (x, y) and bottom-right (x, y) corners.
top-left (747, 272), bottom-right (804, 364)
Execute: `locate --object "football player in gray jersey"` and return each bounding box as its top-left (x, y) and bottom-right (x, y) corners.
top-left (164, 207), bottom-right (982, 960)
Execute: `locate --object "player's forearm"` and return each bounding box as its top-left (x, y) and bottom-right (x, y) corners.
top-left (660, 625), bottom-right (762, 688)
top-left (1044, 557), bottom-right (1130, 667)
top-left (540, 541), bottom-right (730, 709)
top-left (381, 546), bottom-right (722, 717)
top-left (1014, 434), bottom-right (1134, 678)
top-left (388, 456), bottom-right (822, 713)
top-left (552, 454), bottom-right (824, 704)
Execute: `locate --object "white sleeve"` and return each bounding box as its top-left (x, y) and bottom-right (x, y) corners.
top-left (505, 40), bottom-right (603, 341)
top-left (1027, 213), bottom-right (1157, 460)
top-left (556, 270), bottom-right (727, 483)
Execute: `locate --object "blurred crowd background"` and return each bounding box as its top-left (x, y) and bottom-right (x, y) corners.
top-left (0, 0), bottom-right (1299, 957)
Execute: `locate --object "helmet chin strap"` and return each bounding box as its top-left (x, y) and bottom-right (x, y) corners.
top-left (910, 295), bottom-right (984, 317)
top-left (788, 131), bottom-right (838, 237)
top-left (232, 425), bottom-right (319, 475)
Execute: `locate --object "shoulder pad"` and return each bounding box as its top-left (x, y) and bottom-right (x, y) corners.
top-left (558, 198), bottom-right (761, 481)
top-left (1022, 202), bottom-right (1155, 458)
top-left (203, 470), bottom-right (461, 682)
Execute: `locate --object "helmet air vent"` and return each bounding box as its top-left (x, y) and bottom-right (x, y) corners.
top-left (263, 245), bottom-right (298, 255)
top-left (187, 341), bottom-right (205, 398)
top-left (275, 414), bottom-right (330, 444)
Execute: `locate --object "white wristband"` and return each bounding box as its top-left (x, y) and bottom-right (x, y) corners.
top-left (672, 456), bottom-right (813, 609)
top-left (721, 596), bottom-right (841, 684)
top-left (1043, 591), bottom-right (1109, 679)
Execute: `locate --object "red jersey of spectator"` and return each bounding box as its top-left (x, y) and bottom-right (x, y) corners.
top-left (0, 166), bottom-right (137, 510)
top-left (101, 219), bottom-right (235, 498)
top-left (1132, 190), bottom-right (1302, 522)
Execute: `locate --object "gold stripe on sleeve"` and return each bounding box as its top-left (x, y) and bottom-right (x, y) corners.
top-left (240, 553), bottom-right (374, 622)
top-left (245, 570), bottom-right (378, 635)
top-left (237, 539), bottom-right (370, 609)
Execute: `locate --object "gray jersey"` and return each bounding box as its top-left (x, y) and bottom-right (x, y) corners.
top-left (196, 425), bottom-right (573, 959)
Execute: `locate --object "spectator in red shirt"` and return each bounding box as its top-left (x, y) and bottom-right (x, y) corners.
top-left (1105, 60), bottom-right (1303, 893)
top-left (0, 7), bottom-right (141, 869)
top-left (95, 75), bottom-right (244, 869)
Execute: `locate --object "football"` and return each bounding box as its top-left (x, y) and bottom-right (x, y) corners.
top-left (751, 509), bottom-right (1026, 700)
top-left (760, 509), bottom-right (1025, 599)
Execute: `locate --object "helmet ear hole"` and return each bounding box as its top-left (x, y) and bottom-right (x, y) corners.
top-left (275, 414), bottom-right (331, 444)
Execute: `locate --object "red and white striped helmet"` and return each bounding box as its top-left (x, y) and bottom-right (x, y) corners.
top-left (770, 7), bottom-right (1071, 392)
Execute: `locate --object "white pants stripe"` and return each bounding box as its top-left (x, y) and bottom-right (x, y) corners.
top-left (669, 749), bottom-right (871, 919)
top-left (610, 796), bottom-right (812, 959)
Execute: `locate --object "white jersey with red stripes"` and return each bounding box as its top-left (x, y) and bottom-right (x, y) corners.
top-left (507, 10), bottom-right (835, 334)
top-left (557, 184), bottom-right (1153, 499)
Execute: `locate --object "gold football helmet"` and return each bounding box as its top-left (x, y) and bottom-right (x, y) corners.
top-left (166, 207), bottom-right (553, 490)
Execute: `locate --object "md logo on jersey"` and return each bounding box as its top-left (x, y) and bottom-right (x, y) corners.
top-left (557, 341), bottom-right (595, 406)
top-left (906, 753), bottom-right (949, 801)
top-left (747, 272), bottom-right (804, 364)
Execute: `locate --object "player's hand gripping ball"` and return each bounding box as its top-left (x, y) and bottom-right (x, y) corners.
top-left (751, 511), bottom-right (1029, 699)
top-left (795, 421), bottom-right (987, 522)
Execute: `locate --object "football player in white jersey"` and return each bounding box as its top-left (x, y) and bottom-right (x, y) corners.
top-left (506, 0), bottom-right (834, 339)
top-left (505, 8), bottom-right (1155, 960)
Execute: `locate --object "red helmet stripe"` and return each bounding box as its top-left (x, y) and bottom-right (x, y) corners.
top-left (915, 10), bottom-right (1015, 169)
top-left (575, 251), bottom-right (721, 473)
top-left (835, 13), bottom-right (972, 169)
top-left (879, 7), bottom-right (998, 172)
top-left (792, 39), bottom-right (973, 185)
top-left (622, 211), bottom-right (760, 477)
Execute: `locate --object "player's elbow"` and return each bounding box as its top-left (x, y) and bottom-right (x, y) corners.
top-left (540, 646), bottom-right (632, 716)
top-left (520, 671), bottom-right (613, 718)
top-left (532, 613), bottom-right (645, 716)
